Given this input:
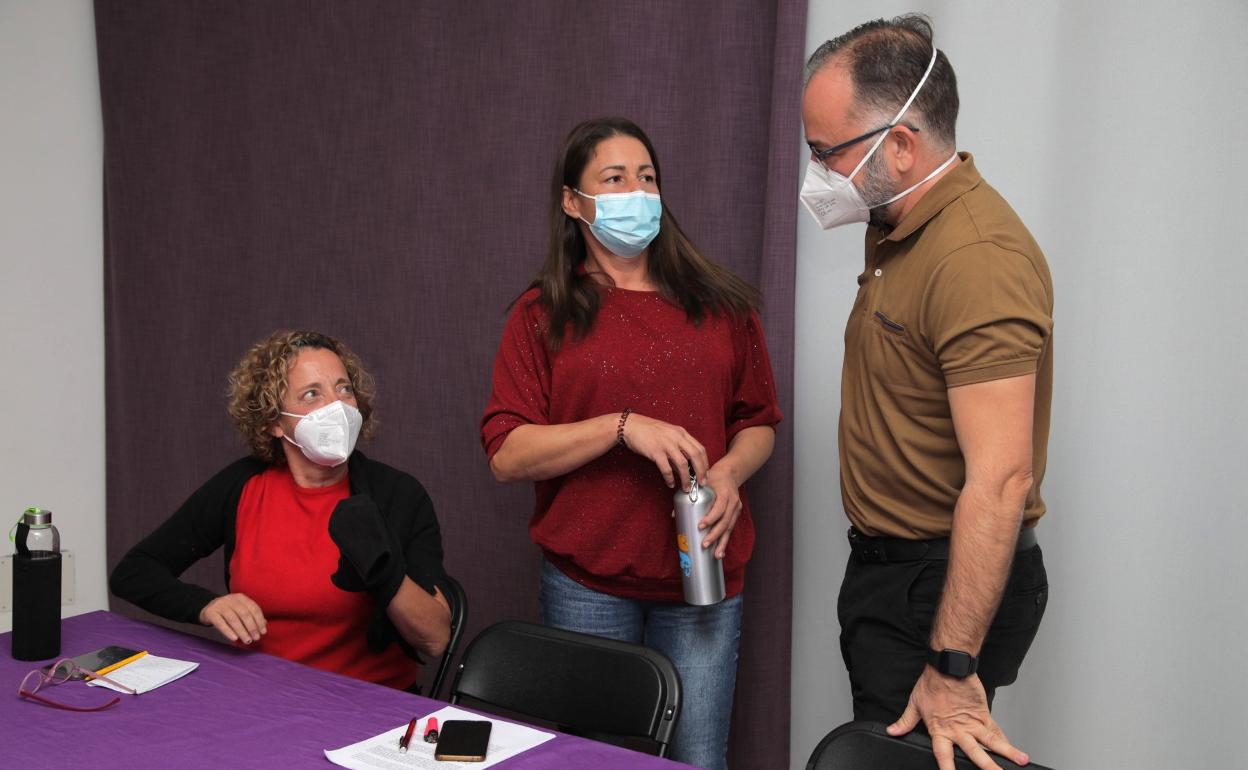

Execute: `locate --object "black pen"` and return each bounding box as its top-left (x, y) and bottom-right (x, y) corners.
top-left (398, 717), bottom-right (418, 754)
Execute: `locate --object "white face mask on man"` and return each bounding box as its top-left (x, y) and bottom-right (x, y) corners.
top-left (279, 400), bottom-right (362, 467)
top-left (799, 44), bottom-right (957, 230)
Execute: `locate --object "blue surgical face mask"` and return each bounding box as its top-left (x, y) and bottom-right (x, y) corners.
top-left (574, 189), bottom-right (662, 258)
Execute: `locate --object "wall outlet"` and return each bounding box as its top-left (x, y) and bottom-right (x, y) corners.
top-left (0, 551), bottom-right (75, 611)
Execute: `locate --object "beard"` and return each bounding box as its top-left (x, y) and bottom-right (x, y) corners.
top-left (859, 149), bottom-right (898, 229)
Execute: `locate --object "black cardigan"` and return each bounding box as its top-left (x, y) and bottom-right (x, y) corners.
top-left (109, 451), bottom-right (447, 656)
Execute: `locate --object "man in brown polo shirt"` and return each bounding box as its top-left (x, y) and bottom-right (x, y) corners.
top-left (800, 15), bottom-right (1052, 770)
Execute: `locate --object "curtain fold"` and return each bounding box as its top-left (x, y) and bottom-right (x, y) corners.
top-left (97, 2), bottom-right (806, 766)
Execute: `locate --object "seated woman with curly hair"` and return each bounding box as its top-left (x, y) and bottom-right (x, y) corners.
top-left (110, 330), bottom-right (450, 689)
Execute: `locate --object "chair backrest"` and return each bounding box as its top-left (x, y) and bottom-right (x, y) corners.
top-left (449, 620), bottom-right (682, 756)
top-left (807, 721), bottom-right (1053, 770)
top-left (427, 573), bottom-right (468, 700)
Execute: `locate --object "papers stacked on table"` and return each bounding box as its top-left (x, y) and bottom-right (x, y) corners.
top-left (325, 705), bottom-right (555, 769)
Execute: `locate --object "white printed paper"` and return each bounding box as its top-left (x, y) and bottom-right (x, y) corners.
top-left (325, 705), bottom-right (556, 770)
top-left (86, 654), bottom-right (198, 695)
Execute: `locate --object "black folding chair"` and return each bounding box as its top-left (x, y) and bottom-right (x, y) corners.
top-left (806, 721), bottom-right (1054, 770)
top-left (426, 573), bottom-right (467, 700)
top-left (449, 620), bottom-right (682, 757)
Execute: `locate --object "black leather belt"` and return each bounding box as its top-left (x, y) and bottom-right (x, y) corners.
top-left (848, 526), bottom-right (1038, 563)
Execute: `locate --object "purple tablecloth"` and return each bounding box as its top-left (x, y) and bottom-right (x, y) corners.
top-left (2, 611), bottom-right (692, 770)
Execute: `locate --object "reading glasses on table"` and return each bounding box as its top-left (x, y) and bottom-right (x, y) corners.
top-left (18, 658), bottom-right (136, 712)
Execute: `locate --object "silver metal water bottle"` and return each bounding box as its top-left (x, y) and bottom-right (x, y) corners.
top-left (673, 469), bottom-right (725, 605)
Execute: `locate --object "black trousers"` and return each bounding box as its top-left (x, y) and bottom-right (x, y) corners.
top-left (837, 541), bottom-right (1048, 724)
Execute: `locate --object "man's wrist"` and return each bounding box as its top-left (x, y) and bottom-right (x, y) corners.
top-left (928, 647), bottom-right (979, 678)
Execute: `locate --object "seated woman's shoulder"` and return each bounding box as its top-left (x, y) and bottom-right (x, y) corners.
top-left (353, 453), bottom-right (431, 499)
top-left (202, 455), bottom-right (270, 488)
top-left (224, 455), bottom-right (270, 475)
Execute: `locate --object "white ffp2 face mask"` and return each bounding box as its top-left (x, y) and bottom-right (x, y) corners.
top-left (800, 44), bottom-right (951, 230)
top-left (799, 156), bottom-right (874, 228)
top-left (799, 152), bottom-right (959, 229)
top-left (280, 400), bottom-right (362, 467)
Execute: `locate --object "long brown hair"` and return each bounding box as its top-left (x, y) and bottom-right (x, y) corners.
top-left (528, 117), bottom-right (761, 350)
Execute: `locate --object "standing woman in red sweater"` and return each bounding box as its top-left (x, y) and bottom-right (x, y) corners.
top-left (481, 117), bottom-right (781, 769)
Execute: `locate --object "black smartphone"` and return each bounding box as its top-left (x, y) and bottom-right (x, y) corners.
top-left (42, 645), bottom-right (144, 680)
top-left (434, 720), bottom-right (492, 762)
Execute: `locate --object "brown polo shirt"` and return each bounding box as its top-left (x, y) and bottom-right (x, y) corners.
top-left (840, 153), bottom-right (1053, 538)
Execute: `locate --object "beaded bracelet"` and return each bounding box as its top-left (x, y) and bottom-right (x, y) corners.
top-left (616, 408), bottom-right (633, 447)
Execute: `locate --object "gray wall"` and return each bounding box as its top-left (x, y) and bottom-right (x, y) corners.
top-left (792, 2), bottom-right (1248, 768)
top-left (0, 0), bottom-right (105, 633)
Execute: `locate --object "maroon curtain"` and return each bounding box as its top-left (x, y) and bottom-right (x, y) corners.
top-left (97, 2), bottom-right (804, 766)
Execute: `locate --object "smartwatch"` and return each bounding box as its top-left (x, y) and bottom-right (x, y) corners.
top-left (928, 648), bottom-right (978, 678)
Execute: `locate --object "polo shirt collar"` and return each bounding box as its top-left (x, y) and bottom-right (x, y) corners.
top-left (878, 151), bottom-right (980, 243)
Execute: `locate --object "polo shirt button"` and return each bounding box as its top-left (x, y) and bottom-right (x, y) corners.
top-left (873, 268), bottom-right (883, 277)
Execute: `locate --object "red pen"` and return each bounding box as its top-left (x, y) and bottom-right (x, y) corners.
top-left (398, 717), bottom-right (418, 754)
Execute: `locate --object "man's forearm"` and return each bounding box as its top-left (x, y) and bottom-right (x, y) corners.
top-left (930, 473), bottom-right (1032, 653)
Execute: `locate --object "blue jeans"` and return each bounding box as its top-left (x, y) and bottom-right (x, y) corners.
top-left (539, 560), bottom-right (743, 770)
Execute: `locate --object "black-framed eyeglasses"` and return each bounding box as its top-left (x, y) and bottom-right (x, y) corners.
top-left (18, 658), bottom-right (136, 712)
top-left (808, 122), bottom-right (920, 170)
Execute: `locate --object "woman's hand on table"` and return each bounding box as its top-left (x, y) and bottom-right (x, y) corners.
top-left (199, 593), bottom-right (268, 644)
top-left (620, 413), bottom-right (708, 490)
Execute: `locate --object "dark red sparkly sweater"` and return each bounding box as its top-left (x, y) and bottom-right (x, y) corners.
top-left (482, 286), bottom-right (782, 601)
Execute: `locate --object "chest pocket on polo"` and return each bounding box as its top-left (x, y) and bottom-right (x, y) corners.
top-left (865, 307), bottom-right (948, 416)
top-left (873, 310), bottom-right (906, 335)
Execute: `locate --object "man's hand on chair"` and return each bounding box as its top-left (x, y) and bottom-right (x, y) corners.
top-left (887, 665), bottom-right (1029, 770)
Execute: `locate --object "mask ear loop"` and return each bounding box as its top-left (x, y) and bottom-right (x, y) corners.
top-left (845, 44), bottom-right (941, 183)
top-left (571, 188), bottom-right (596, 225)
top-left (276, 410), bottom-right (306, 451)
top-left (870, 151), bottom-right (959, 209)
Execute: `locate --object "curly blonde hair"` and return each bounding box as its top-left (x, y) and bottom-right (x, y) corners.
top-left (227, 330), bottom-right (378, 464)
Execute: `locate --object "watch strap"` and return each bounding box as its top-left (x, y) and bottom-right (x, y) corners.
top-left (928, 647), bottom-right (978, 678)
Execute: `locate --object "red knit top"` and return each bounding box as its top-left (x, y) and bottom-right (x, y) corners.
top-left (481, 286), bottom-right (782, 601)
top-left (229, 466), bottom-right (419, 689)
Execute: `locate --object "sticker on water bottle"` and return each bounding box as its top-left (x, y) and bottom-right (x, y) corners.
top-left (676, 534), bottom-right (692, 577)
